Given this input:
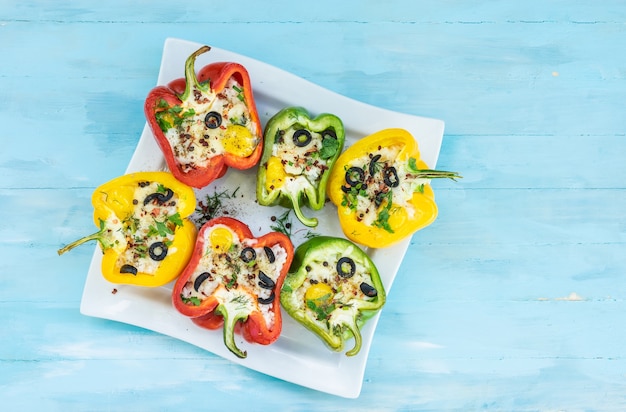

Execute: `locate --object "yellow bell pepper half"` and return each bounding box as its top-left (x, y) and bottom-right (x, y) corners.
top-left (58, 171), bottom-right (197, 287)
top-left (327, 128), bottom-right (460, 248)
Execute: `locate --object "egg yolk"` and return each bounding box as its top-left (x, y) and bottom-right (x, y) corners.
top-left (209, 227), bottom-right (233, 252)
top-left (222, 125), bottom-right (257, 157)
top-left (265, 156), bottom-right (287, 191)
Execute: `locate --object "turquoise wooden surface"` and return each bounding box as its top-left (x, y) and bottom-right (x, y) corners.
top-left (1, 0), bottom-right (625, 410)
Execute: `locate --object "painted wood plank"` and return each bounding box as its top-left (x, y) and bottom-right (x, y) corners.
top-left (3, 0), bottom-right (626, 23)
top-left (1, 20), bottom-right (624, 136)
top-left (3, 283), bottom-right (623, 360)
top-left (1, 290), bottom-right (623, 409)
top-left (1, 0), bottom-right (626, 409)
top-left (2, 298), bottom-right (625, 410)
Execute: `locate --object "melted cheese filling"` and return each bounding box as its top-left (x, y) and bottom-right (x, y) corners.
top-left (165, 78), bottom-right (258, 171)
top-left (115, 182), bottom-right (180, 274)
top-left (271, 128), bottom-right (330, 195)
top-left (179, 224), bottom-right (288, 328)
top-left (286, 244), bottom-right (378, 326)
top-left (346, 145), bottom-right (430, 227)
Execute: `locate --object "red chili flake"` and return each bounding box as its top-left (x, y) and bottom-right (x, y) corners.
top-left (112, 288), bottom-right (118, 294)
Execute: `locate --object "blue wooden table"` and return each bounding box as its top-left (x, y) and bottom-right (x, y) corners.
top-left (2, 1), bottom-right (625, 410)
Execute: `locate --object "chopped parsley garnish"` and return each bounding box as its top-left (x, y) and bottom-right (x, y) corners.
top-left (225, 275), bottom-right (237, 290)
top-left (407, 157), bottom-right (420, 173)
top-left (181, 295), bottom-right (202, 306)
top-left (167, 212), bottom-right (184, 227)
top-left (372, 191), bottom-right (394, 233)
top-left (319, 135), bottom-right (340, 160)
top-left (341, 183), bottom-right (367, 212)
top-left (229, 113), bottom-right (248, 126)
top-left (232, 85), bottom-right (245, 102)
top-left (307, 294), bottom-right (336, 321)
top-left (155, 99), bottom-right (196, 132)
top-left (124, 216), bottom-right (140, 233)
top-left (147, 219), bottom-right (174, 238)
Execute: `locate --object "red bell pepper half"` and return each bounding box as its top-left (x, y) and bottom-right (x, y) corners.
top-left (145, 46), bottom-right (263, 188)
top-left (172, 216), bottom-right (294, 358)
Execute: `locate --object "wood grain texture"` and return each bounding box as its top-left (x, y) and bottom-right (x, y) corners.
top-left (1, 0), bottom-right (625, 410)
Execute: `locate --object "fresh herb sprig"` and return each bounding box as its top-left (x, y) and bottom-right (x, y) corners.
top-left (270, 210), bottom-right (293, 237)
top-left (270, 209), bottom-right (319, 240)
top-left (193, 187), bottom-right (241, 227)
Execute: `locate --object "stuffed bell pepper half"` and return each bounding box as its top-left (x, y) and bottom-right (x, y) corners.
top-left (256, 107), bottom-right (345, 227)
top-left (172, 217), bottom-right (294, 358)
top-left (145, 46), bottom-right (263, 188)
top-left (57, 172), bottom-right (197, 287)
top-left (280, 236), bottom-right (385, 356)
top-left (327, 128), bottom-right (461, 248)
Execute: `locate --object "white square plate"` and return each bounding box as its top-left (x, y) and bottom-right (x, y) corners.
top-left (80, 37), bottom-right (444, 398)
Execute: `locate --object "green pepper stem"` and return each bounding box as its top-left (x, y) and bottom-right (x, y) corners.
top-left (179, 45), bottom-right (212, 102)
top-left (344, 319), bottom-right (363, 357)
top-left (215, 290), bottom-right (254, 359)
top-left (412, 169), bottom-right (462, 181)
top-left (289, 193), bottom-right (318, 228)
top-left (407, 158), bottom-right (462, 181)
top-left (57, 227), bottom-right (106, 256)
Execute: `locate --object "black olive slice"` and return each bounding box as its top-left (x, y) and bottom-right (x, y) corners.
top-left (143, 188), bottom-right (174, 205)
top-left (264, 246), bottom-right (275, 263)
top-left (258, 271), bottom-right (275, 290)
top-left (337, 257), bottom-right (356, 278)
top-left (258, 291), bottom-right (275, 304)
top-left (383, 166), bottom-right (400, 188)
top-left (120, 264), bottom-right (138, 275)
top-left (360, 282), bottom-right (378, 297)
top-left (194, 272), bottom-right (211, 291)
top-left (204, 111), bottom-right (222, 129)
top-left (345, 166), bottom-right (365, 187)
top-left (148, 242), bottom-right (168, 261)
top-left (369, 154), bottom-right (382, 176)
top-left (292, 129), bottom-right (312, 147)
top-left (240, 247), bottom-right (256, 263)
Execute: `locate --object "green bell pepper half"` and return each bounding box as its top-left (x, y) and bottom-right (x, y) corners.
top-left (280, 236), bottom-right (386, 356)
top-left (256, 107), bottom-right (345, 227)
